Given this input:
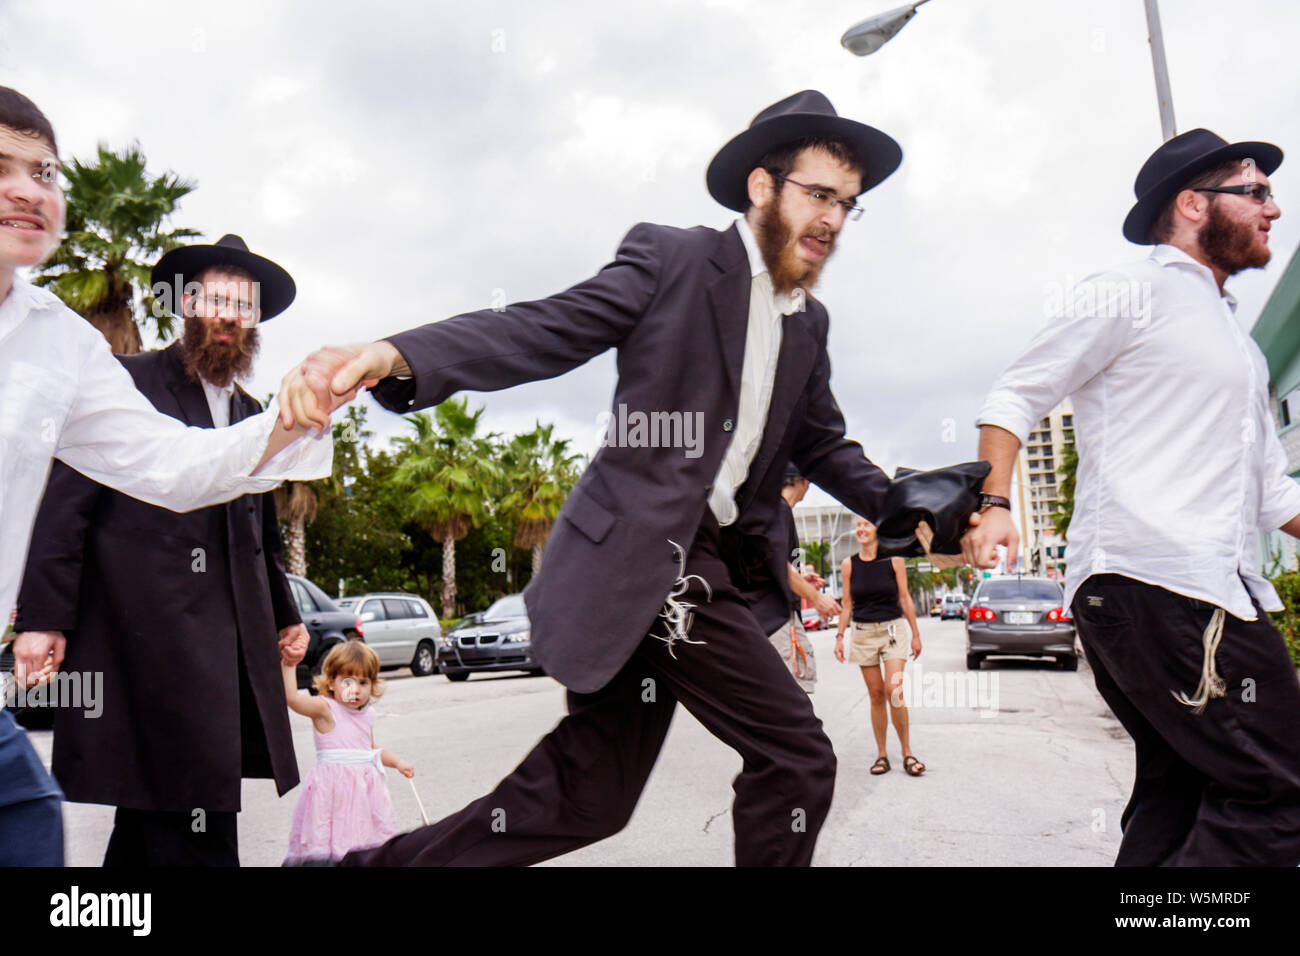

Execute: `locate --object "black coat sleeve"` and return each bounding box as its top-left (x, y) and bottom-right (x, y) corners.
top-left (369, 222), bottom-right (661, 413)
top-left (262, 490), bottom-right (301, 632)
top-left (15, 460), bottom-right (105, 634)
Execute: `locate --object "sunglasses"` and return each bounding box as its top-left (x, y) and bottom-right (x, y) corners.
top-left (1194, 183), bottom-right (1274, 203)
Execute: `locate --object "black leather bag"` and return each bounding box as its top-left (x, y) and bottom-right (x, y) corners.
top-left (875, 461), bottom-right (992, 558)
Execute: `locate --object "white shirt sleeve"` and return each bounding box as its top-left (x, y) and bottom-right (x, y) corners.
top-left (54, 322), bottom-right (332, 511)
top-left (976, 271), bottom-right (1138, 442)
top-left (1258, 412), bottom-right (1300, 530)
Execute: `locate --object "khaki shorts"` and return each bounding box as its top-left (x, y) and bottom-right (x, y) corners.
top-left (847, 618), bottom-right (909, 666)
top-left (767, 613), bottom-right (816, 694)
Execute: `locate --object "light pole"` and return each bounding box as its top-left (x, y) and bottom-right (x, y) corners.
top-left (1142, 0), bottom-right (1177, 140)
top-left (840, 0), bottom-right (931, 56)
top-left (843, 0), bottom-right (1179, 141)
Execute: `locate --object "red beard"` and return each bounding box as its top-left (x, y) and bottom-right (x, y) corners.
top-left (179, 314), bottom-right (259, 388)
top-left (754, 199), bottom-right (834, 296)
top-left (1199, 199), bottom-right (1271, 277)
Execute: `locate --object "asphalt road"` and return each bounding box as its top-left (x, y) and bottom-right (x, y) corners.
top-left (31, 617), bottom-right (1134, 866)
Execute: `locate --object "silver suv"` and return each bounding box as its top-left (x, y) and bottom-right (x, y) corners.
top-left (337, 593), bottom-right (441, 677)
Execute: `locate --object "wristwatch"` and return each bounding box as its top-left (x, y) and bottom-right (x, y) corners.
top-left (978, 493), bottom-right (1011, 512)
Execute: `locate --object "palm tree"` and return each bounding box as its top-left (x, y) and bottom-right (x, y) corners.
top-left (390, 400), bottom-right (502, 618)
top-left (1051, 443), bottom-right (1079, 542)
top-left (500, 422), bottom-right (581, 576)
top-left (274, 483), bottom-right (319, 577)
top-left (32, 143), bottom-right (198, 353)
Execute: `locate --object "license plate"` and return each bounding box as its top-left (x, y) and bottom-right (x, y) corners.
top-left (1005, 611), bottom-right (1034, 624)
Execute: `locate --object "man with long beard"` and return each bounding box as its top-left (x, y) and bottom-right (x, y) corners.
top-left (965, 129), bottom-right (1300, 865)
top-left (13, 235), bottom-right (310, 866)
top-left (275, 90), bottom-right (923, 866)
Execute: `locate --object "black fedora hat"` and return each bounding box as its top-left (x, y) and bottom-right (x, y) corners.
top-left (1122, 128), bottom-right (1282, 245)
top-left (706, 90), bottom-right (902, 212)
top-left (151, 234), bottom-right (297, 321)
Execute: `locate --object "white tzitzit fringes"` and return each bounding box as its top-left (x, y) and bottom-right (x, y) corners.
top-left (651, 539), bottom-right (712, 658)
top-left (1172, 607), bottom-right (1226, 714)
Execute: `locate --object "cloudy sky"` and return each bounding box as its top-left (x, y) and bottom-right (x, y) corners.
top-left (5, 0), bottom-right (1298, 516)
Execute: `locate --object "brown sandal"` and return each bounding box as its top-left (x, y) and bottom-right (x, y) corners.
top-left (903, 755), bottom-right (925, 776)
top-left (870, 756), bottom-right (890, 775)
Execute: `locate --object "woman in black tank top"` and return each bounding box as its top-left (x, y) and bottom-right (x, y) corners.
top-left (834, 516), bottom-right (925, 776)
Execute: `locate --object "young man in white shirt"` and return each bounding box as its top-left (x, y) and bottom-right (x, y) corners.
top-left (965, 129), bottom-right (1300, 866)
top-left (0, 87), bottom-right (335, 864)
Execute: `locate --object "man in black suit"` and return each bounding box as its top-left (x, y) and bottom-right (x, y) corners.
top-left (282, 91), bottom-right (903, 865)
top-left (14, 236), bottom-right (308, 866)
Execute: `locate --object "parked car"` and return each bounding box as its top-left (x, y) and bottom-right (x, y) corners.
top-left (800, 606), bottom-right (823, 631)
top-left (336, 593), bottom-right (441, 677)
top-left (939, 594), bottom-right (966, 620)
top-left (928, 601), bottom-right (943, 617)
top-left (287, 574), bottom-right (364, 690)
top-left (437, 594), bottom-right (541, 681)
top-left (965, 575), bottom-right (1077, 670)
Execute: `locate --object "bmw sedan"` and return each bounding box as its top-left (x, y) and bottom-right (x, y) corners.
top-left (437, 594), bottom-right (543, 681)
top-left (965, 576), bottom-right (1077, 670)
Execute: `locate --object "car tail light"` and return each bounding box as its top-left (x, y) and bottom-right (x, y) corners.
top-left (1046, 608), bottom-right (1072, 622)
top-left (354, 616), bottom-right (365, 638)
top-left (968, 606), bottom-right (996, 622)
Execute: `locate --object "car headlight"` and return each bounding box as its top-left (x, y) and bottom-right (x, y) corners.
top-left (439, 635), bottom-right (454, 648)
top-left (503, 629), bottom-right (531, 644)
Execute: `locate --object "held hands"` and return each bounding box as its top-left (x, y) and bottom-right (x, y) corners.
top-left (11, 631), bottom-right (66, 689)
top-left (961, 507), bottom-right (1018, 571)
top-left (277, 342), bottom-right (405, 431)
top-left (279, 623), bottom-right (310, 667)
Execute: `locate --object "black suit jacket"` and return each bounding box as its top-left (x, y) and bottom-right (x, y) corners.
top-left (372, 222), bottom-right (888, 693)
top-left (15, 342), bottom-right (301, 813)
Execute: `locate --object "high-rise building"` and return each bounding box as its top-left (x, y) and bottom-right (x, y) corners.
top-left (1015, 397), bottom-right (1074, 579)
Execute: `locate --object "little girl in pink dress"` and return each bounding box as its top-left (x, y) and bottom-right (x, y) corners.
top-left (282, 640), bottom-right (414, 863)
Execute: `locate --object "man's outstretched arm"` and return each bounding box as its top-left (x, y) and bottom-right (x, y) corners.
top-left (277, 223), bottom-right (663, 426)
top-left (55, 320), bottom-right (338, 511)
top-left (962, 424), bottom-right (1021, 569)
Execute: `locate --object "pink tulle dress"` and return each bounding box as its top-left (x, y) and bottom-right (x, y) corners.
top-left (285, 696), bottom-right (399, 863)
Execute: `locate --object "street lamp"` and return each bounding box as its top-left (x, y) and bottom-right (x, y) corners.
top-left (840, 0), bottom-right (931, 56)
top-left (842, 0), bottom-right (1178, 141)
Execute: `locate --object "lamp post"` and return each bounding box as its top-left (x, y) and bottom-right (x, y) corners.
top-left (843, 0), bottom-right (1179, 141)
top-left (839, 0), bottom-right (931, 56)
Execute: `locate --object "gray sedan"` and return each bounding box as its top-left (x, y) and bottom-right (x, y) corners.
top-left (437, 594), bottom-right (543, 682)
top-left (965, 576), bottom-right (1077, 671)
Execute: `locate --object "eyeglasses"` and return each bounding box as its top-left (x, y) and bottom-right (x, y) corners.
top-left (193, 292), bottom-right (258, 319)
top-left (770, 173), bottom-right (863, 221)
top-left (1195, 183), bottom-right (1275, 204)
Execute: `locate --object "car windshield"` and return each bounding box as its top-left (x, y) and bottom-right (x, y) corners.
top-left (979, 580), bottom-right (1062, 602)
top-left (483, 595), bottom-right (527, 622)
top-left (337, 598), bottom-right (356, 608)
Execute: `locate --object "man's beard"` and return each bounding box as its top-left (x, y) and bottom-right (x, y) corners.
top-left (179, 314), bottom-right (259, 389)
top-left (1199, 199), bottom-right (1270, 278)
top-left (754, 199), bottom-right (834, 296)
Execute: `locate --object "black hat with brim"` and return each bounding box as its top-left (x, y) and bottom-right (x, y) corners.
top-left (706, 90), bottom-right (902, 212)
top-left (151, 234), bottom-right (296, 321)
top-left (1122, 128), bottom-right (1282, 245)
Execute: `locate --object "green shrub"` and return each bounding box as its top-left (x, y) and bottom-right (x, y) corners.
top-left (1268, 569), bottom-right (1300, 667)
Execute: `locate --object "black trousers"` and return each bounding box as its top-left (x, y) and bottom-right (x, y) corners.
top-left (102, 807), bottom-right (239, 867)
top-left (1073, 574), bottom-right (1300, 866)
top-left (341, 514), bottom-right (837, 866)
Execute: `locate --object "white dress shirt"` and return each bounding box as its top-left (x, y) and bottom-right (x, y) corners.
top-left (0, 277), bottom-right (332, 618)
top-left (977, 244), bottom-right (1300, 620)
top-left (202, 377), bottom-right (236, 428)
top-left (708, 218), bottom-right (797, 526)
